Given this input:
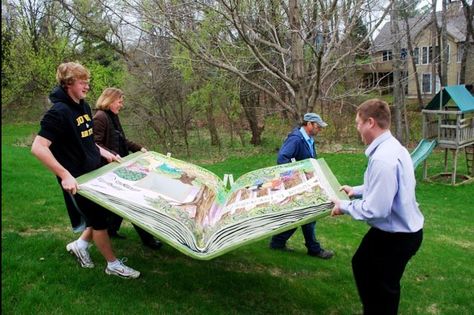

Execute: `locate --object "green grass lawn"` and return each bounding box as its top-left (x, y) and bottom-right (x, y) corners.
top-left (2, 123), bottom-right (473, 314)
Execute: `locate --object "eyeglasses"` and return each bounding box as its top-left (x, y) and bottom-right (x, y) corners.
top-left (78, 80), bottom-right (90, 86)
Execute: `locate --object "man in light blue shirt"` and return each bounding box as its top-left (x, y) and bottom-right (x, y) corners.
top-left (331, 99), bottom-right (423, 315)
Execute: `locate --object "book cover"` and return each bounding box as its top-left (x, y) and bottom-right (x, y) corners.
top-left (77, 151), bottom-right (348, 260)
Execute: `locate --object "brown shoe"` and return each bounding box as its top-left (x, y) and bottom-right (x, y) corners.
top-left (308, 249), bottom-right (334, 259)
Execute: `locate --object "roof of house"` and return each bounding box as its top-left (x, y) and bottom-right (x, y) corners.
top-left (372, 4), bottom-right (470, 52)
top-left (424, 85), bottom-right (474, 113)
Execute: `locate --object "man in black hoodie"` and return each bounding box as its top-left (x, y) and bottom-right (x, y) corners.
top-left (31, 62), bottom-right (140, 278)
top-left (269, 113), bottom-right (334, 259)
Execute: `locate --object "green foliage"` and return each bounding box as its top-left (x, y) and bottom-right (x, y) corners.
top-left (85, 60), bottom-right (126, 103)
top-left (171, 40), bottom-right (242, 131)
top-left (185, 77), bottom-right (239, 111)
top-left (1, 35), bottom-right (69, 107)
top-left (2, 1), bottom-right (70, 108)
top-left (186, 82), bottom-right (211, 110)
top-left (171, 44), bottom-right (195, 83)
top-left (2, 0), bottom-right (127, 123)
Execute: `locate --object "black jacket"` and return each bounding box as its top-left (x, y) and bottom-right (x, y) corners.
top-left (38, 86), bottom-right (101, 177)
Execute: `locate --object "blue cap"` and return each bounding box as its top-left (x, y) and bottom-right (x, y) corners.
top-left (303, 113), bottom-right (328, 127)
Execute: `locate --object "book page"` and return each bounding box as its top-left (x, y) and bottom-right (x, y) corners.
top-left (77, 152), bottom-right (226, 243)
top-left (222, 158), bottom-right (337, 215)
top-left (200, 159), bottom-right (340, 243)
top-left (77, 153), bottom-right (348, 258)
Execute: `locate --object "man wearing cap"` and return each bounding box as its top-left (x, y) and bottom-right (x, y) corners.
top-left (269, 113), bottom-right (334, 259)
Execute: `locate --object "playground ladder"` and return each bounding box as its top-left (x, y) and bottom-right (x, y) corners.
top-left (466, 145), bottom-right (474, 176)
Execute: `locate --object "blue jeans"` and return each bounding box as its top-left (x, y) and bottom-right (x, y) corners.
top-left (270, 221), bottom-right (322, 253)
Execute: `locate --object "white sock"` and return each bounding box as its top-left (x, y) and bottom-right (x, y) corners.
top-left (76, 238), bottom-right (89, 250)
top-left (107, 259), bottom-right (120, 268)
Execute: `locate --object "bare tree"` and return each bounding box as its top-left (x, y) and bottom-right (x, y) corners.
top-left (440, 0), bottom-right (448, 86)
top-left (401, 0), bottom-right (423, 108)
top-left (95, 0), bottom-right (392, 122)
top-left (124, 35), bottom-right (197, 155)
top-left (460, 0), bottom-right (474, 84)
top-left (431, 0), bottom-right (439, 96)
top-left (391, 0), bottom-right (405, 143)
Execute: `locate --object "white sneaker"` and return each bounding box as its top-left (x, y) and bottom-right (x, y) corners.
top-left (105, 258), bottom-right (140, 279)
top-left (66, 241), bottom-right (94, 268)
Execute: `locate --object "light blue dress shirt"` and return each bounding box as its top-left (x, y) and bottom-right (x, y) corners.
top-left (299, 127), bottom-right (315, 158)
top-left (340, 131), bottom-right (424, 233)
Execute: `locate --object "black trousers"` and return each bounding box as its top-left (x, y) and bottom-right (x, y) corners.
top-left (108, 212), bottom-right (155, 243)
top-left (61, 185), bottom-right (108, 231)
top-left (352, 227), bottom-right (423, 315)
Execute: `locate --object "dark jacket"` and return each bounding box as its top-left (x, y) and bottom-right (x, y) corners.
top-left (277, 127), bottom-right (316, 164)
top-left (38, 86), bottom-right (101, 177)
top-left (93, 109), bottom-right (142, 157)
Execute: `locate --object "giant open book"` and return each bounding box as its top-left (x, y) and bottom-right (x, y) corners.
top-left (77, 152), bottom-right (348, 260)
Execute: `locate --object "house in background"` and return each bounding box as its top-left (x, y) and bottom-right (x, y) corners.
top-left (363, 1), bottom-right (473, 98)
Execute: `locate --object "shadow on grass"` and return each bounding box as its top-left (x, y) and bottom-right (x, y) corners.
top-left (2, 231), bottom-right (355, 314)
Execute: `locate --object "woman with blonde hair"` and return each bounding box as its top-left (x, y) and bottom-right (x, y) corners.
top-left (93, 87), bottom-right (162, 250)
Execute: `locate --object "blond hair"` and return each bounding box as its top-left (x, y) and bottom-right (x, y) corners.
top-left (56, 62), bottom-right (90, 87)
top-left (357, 99), bottom-right (391, 129)
top-left (96, 87), bottom-right (124, 110)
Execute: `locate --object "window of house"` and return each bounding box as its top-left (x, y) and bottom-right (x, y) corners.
top-left (422, 73), bottom-right (431, 94)
top-left (401, 48), bottom-right (408, 60)
top-left (382, 50), bottom-right (393, 61)
top-left (457, 44), bottom-right (463, 63)
top-left (446, 44), bottom-right (450, 63)
top-left (413, 47), bottom-right (419, 64)
top-left (422, 47), bottom-right (429, 64)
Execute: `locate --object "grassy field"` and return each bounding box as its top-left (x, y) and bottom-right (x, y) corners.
top-left (2, 123), bottom-right (473, 314)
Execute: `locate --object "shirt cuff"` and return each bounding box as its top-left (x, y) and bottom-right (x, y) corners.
top-left (339, 200), bottom-right (351, 214)
top-left (353, 185), bottom-right (364, 196)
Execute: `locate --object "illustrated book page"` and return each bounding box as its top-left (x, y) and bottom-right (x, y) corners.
top-left (77, 151), bottom-right (348, 260)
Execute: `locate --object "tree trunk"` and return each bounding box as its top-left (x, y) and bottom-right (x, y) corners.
top-left (391, 3), bottom-right (404, 143)
top-left (179, 102), bottom-right (190, 157)
top-left (240, 89), bottom-right (264, 146)
top-left (136, 106), bottom-right (170, 152)
top-left (205, 101), bottom-right (220, 147)
top-left (402, 1), bottom-right (423, 109)
top-left (441, 0), bottom-right (448, 86)
top-left (237, 114), bottom-right (246, 146)
top-left (460, 0), bottom-right (474, 83)
top-left (431, 0), bottom-right (439, 97)
top-left (289, 0), bottom-right (306, 118)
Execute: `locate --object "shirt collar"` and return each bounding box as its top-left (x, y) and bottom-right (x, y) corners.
top-left (299, 127), bottom-right (313, 143)
top-left (365, 130), bottom-right (391, 157)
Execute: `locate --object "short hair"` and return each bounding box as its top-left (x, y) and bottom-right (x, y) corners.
top-left (96, 87), bottom-right (124, 110)
top-left (301, 121), bottom-right (311, 127)
top-left (56, 62), bottom-right (90, 87)
top-left (357, 99), bottom-right (391, 129)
